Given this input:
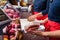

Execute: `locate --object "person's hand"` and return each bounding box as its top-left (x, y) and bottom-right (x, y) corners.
top-left (39, 20), bottom-right (46, 24)
top-left (27, 15), bottom-right (37, 21)
top-left (25, 25), bottom-right (45, 36)
top-left (27, 12), bottom-right (43, 21)
top-left (40, 18), bottom-right (48, 24)
top-left (25, 24), bottom-right (45, 36)
top-left (27, 29), bottom-right (44, 36)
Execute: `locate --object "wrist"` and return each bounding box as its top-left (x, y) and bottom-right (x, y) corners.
top-left (42, 32), bottom-right (49, 37)
top-left (37, 12), bottom-right (43, 17)
top-left (33, 15), bottom-right (37, 18)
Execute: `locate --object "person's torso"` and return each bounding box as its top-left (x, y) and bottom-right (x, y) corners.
top-left (48, 0), bottom-right (60, 23)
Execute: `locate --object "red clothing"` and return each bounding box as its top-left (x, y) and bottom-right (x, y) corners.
top-left (33, 12), bottom-right (48, 20)
top-left (44, 20), bottom-right (60, 40)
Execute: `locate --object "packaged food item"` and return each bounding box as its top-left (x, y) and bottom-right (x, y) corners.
top-left (4, 3), bottom-right (20, 19)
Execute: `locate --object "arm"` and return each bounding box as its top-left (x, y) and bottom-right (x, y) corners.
top-left (27, 30), bottom-right (60, 38)
top-left (40, 17), bottom-right (48, 24)
top-left (31, 0), bottom-right (50, 17)
top-left (43, 17), bottom-right (48, 23)
top-left (42, 30), bottom-right (60, 38)
top-left (33, 0), bottom-right (41, 12)
top-left (41, 0), bottom-right (50, 15)
top-left (27, 0), bottom-right (49, 21)
top-left (27, 12), bottom-right (43, 21)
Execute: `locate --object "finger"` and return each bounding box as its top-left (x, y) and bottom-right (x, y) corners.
top-left (27, 28), bottom-right (32, 32)
top-left (27, 17), bottom-right (35, 21)
top-left (25, 27), bottom-right (29, 31)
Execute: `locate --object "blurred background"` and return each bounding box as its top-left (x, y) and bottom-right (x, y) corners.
top-left (0, 0), bottom-right (49, 40)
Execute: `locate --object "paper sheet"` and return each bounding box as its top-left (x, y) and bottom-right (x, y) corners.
top-left (20, 19), bottom-right (45, 33)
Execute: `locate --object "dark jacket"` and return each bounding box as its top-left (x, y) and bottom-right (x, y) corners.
top-left (33, 0), bottom-right (50, 14)
top-left (48, 0), bottom-right (60, 23)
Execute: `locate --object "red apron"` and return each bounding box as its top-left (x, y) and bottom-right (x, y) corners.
top-left (33, 12), bottom-right (48, 20)
top-left (44, 20), bottom-right (60, 40)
